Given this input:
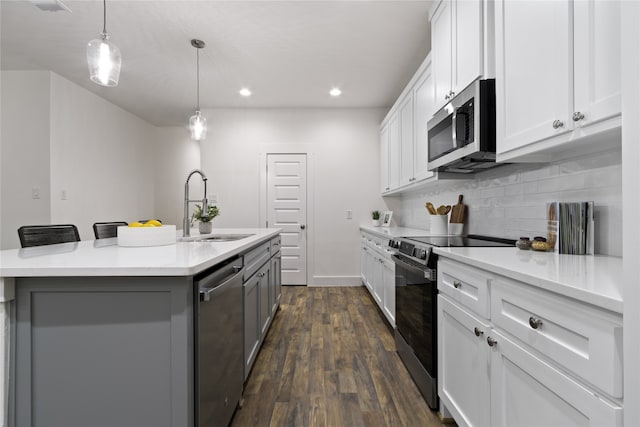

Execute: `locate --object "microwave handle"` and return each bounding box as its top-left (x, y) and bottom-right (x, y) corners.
top-left (451, 109), bottom-right (458, 149)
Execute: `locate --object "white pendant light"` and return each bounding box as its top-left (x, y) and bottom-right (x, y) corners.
top-left (189, 39), bottom-right (207, 141)
top-left (87, 0), bottom-right (121, 87)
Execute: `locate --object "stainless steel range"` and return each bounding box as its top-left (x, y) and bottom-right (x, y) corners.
top-left (390, 234), bottom-right (515, 409)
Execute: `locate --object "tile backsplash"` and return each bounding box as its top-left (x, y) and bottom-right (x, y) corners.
top-left (396, 148), bottom-right (622, 256)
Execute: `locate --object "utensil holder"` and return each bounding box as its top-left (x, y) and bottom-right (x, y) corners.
top-left (449, 223), bottom-right (464, 236)
top-left (430, 215), bottom-right (448, 235)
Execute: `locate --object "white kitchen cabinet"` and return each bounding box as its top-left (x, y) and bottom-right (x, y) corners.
top-left (382, 257), bottom-right (395, 325)
top-left (380, 124), bottom-right (390, 193)
top-left (490, 329), bottom-right (623, 427)
top-left (437, 257), bottom-right (623, 427)
top-left (360, 231), bottom-right (395, 327)
top-left (388, 115), bottom-right (401, 190)
top-left (438, 295), bottom-right (491, 427)
top-left (413, 61), bottom-right (436, 182)
top-left (399, 93), bottom-right (415, 186)
top-left (495, 0), bottom-right (621, 162)
top-left (430, 0), bottom-right (485, 112)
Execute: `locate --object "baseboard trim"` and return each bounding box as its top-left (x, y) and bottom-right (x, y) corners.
top-left (310, 275), bottom-right (362, 287)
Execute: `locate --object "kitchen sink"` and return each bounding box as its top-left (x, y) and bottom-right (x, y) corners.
top-left (192, 234), bottom-right (255, 242)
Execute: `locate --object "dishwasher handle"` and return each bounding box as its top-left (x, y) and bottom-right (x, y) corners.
top-left (199, 264), bottom-right (244, 302)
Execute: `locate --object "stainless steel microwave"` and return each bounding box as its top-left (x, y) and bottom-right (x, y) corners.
top-left (427, 78), bottom-right (500, 173)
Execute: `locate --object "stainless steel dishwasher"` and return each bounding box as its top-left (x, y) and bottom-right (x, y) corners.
top-left (194, 255), bottom-right (244, 427)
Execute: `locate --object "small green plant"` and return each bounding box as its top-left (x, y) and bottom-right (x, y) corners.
top-left (371, 210), bottom-right (381, 220)
top-left (193, 204), bottom-right (220, 223)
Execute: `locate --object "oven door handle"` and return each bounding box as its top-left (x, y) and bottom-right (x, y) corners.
top-left (392, 254), bottom-right (435, 278)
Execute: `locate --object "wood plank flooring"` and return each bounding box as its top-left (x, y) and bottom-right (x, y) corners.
top-left (231, 286), bottom-right (451, 427)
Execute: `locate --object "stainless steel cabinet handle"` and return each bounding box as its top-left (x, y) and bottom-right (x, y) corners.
top-left (385, 187), bottom-right (390, 191)
top-left (453, 280), bottom-right (462, 288)
top-left (487, 336), bottom-right (497, 347)
top-left (445, 94), bottom-right (450, 100)
top-left (572, 112), bottom-right (585, 122)
top-left (300, 224), bottom-right (306, 230)
top-left (474, 327), bottom-right (483, 337)
top-left (258, 272), bottom-right (265, 278)
top-left (449, 90), bottom-right (455, 97)
top-left (529, 316), bottom-right (543, 329)
top-left (552, 120), bottom-right (564, 129)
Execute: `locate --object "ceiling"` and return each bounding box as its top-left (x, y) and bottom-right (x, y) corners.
top-left (1, 0), bottom-right (432, 126)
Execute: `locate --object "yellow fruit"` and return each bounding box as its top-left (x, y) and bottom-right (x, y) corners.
top-left (147, 219), bottom-right (162, 227)
top-left (142, 222), bottom-right (156, 227)
top-left (129, 222), bottom-right (143, 227)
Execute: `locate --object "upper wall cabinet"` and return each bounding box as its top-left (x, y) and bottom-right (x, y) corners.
top-left (430, 0), bottom-right (487, 112)
top-left (380, 56), bottom-right (437, 195)
top-left (495, 0), bottom-right (621, 162)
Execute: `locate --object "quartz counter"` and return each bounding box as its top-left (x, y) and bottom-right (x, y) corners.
top-left (434, 246), bottom-right (623, 314)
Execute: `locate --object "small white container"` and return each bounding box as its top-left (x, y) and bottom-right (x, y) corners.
top-left (449, 223), bottom-right (464, 236)
top-left (117, 225), bottom-right (177, 247)
top-left (430, 215), bottom-right (448, 235)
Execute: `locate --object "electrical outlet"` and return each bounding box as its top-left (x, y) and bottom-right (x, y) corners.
top-left (31, 187), bottom-right (40, 199)
top-left (346, 209), bottom-right (353, 219)
top-left (61, 189), bottom-right (67, 200)
top-left (210, 195), bottom-right (217, 204)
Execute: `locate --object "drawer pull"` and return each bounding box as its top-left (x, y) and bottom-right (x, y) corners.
top-left (453, 280), bottom-right (462, 289)
top-left (487, 336), bottom-right (497, 347)
top-left (529, 316), bottom-right (543, 329)
top-left (474, 327), bottom-right (483, 337)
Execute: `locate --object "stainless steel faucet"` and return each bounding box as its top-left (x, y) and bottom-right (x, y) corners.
top-left (183, 169), bottom-right (209, 237)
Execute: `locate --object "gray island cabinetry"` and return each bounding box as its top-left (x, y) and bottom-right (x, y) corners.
top-left (0, 228), bottom-right (281, 427)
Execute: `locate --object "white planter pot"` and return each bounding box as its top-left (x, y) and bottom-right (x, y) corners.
top-left (198, 221), bottom-right (212, 234)
top-left (372, 219), bottom-right (381, 227)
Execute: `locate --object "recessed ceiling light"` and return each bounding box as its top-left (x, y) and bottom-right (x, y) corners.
top-left (329, 88), bottom-right (342, 97)
top-left (239, 88), bottom-right (252, 97)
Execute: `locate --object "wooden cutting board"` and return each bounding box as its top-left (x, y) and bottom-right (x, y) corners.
top-left (450, 195), bottom-right (466, 224)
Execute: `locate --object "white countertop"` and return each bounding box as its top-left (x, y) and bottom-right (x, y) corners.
top-left (0, 228), bottom-right (281, 277)
top-left (434, 247), bottom-right (623, 314)
top-left (360, 224), bottom-right (431, 239)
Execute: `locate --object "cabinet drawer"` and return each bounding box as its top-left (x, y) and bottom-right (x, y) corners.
top-left (270, 235), bottom-right (281, 254)
top-left (438, 258), bottom-right (493, 318)
top-left (244, 241), bottom-right (270, 280)
top-left (491, 277), bottom-right (623, 398)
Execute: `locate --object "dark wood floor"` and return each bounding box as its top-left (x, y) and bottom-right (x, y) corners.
top-left (231, 286), bottom-right (451, 427)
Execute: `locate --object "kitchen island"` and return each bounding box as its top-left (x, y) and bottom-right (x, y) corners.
top-left (0, 227), bottom-right (281, 427)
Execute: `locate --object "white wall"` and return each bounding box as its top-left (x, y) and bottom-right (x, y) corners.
top-left (153, 126), bottom-right (201, 227)
top-left (0, 71), bottom-right (158, 247)
top-left (197, 108), bottom-right (386, 284)
top-left (0, 71), bottom-right (52, 249)
top-left (396, 147), bottom-right (622, 256)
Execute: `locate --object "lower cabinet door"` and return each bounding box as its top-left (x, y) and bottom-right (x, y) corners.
top-left (438, 295), bottom-right (491, 427)
top-left (382, 257), bottom-right (395, 327)
top-left (489, 329), bottom-right (622, 427)
top-left (258, 262), bottom-right (271, 336)
top-left (243, 275), bottom-right (260, 381)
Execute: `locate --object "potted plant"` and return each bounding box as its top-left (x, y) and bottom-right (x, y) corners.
top-left (193, 204), bottom-right (220, 234)
top-left (371, 210), bottom-right (381, 227)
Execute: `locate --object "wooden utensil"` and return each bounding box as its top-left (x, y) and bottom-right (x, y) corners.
top-left (436, 205), bottom-right (448, 215)
top-left (425, 202), bottom-right (437, 215)
top-left (450, 195), bottom-right (466, 224)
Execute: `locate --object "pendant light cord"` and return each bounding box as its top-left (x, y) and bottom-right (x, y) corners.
top-left (196, 47), bottom-right (200, 111)
top-left (102, 0), bottom-right (107, 35)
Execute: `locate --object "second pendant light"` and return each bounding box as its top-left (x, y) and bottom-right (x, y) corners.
top-left (189, 39), bottom-right (207, 141)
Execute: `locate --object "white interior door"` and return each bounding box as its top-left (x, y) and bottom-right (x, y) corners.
top-left (267, 154), bottom-right (307, 285)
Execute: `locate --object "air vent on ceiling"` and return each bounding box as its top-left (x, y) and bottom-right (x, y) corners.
top-left (30, 0), bottom-right (71, 12)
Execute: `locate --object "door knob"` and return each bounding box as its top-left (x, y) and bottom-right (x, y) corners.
top-left (572, 111), bottom-right (585, 122)
top-left (552, 120), bottom-right (564, 129)
top-left (300, 224), bottom-right (306, 230)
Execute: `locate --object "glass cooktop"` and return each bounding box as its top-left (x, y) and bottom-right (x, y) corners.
top-left (403, 234), bottom-right (516, 248)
